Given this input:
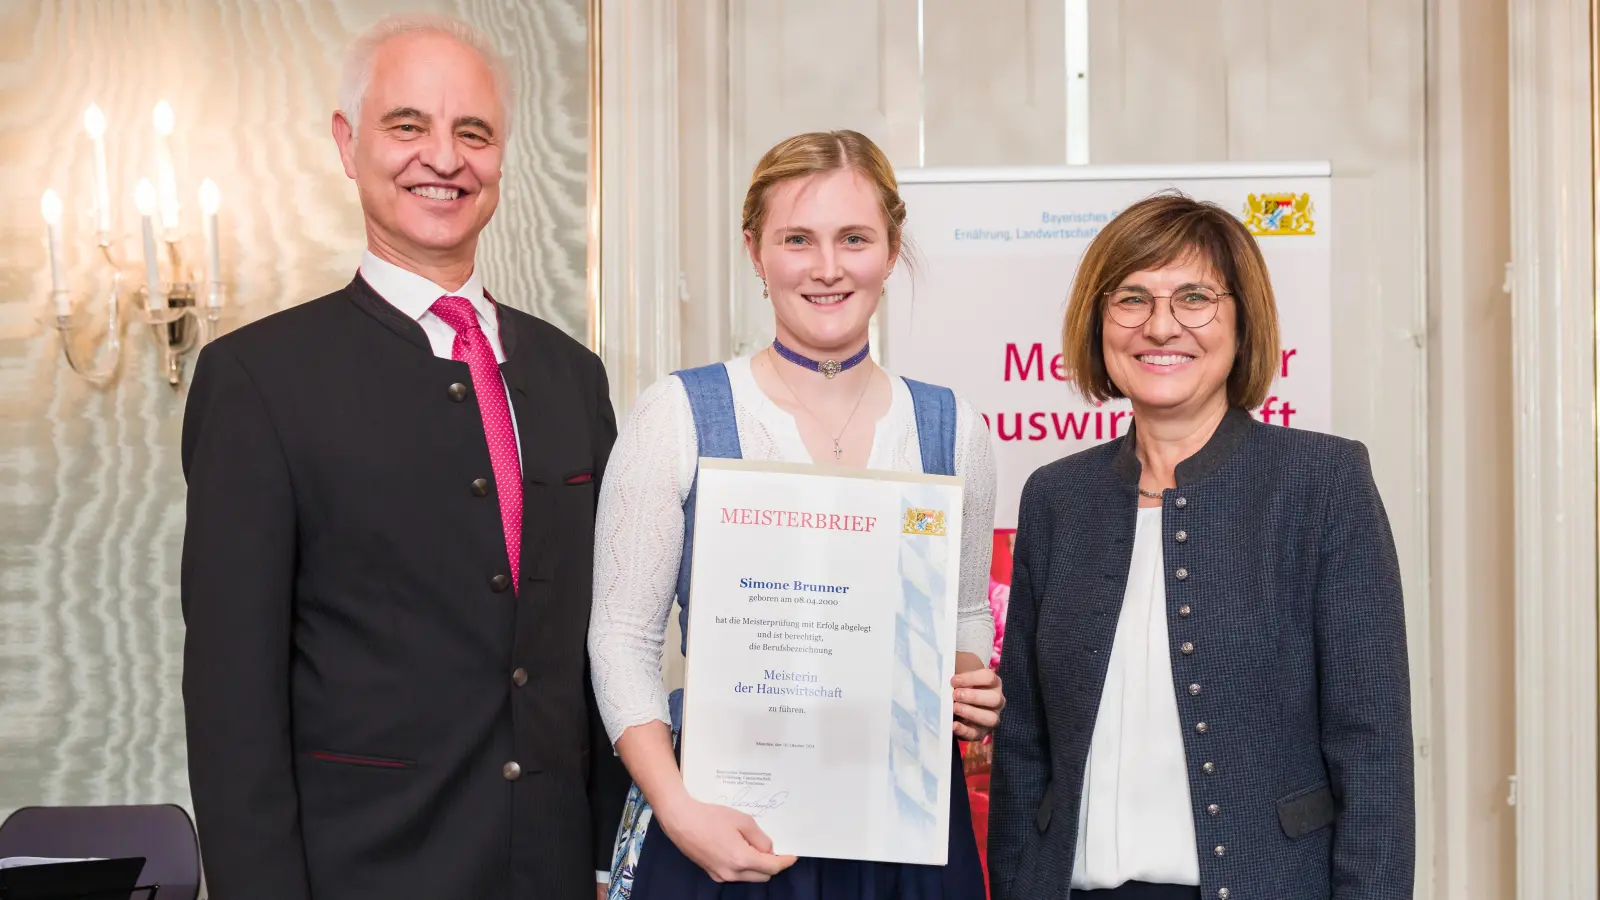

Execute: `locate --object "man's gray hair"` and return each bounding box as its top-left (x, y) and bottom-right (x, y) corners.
top-left (338, 13), bottom-right (514, 140)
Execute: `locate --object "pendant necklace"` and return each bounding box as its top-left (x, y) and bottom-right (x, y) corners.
top-left (769, 347), bottom-right (874, 461)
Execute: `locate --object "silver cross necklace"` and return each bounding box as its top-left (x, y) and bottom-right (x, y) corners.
top-left (768, 347), bottom-right (875, 461)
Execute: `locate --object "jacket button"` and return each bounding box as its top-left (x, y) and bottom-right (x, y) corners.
top-left (512, 667), bottom-right (528, 687)
top-left (1175, 567), bottom-right (1188, 580)
top-left (1208, 803), bottom-right (1221, 816)
top-left (1214, 845), bottom-right (1226, 857)
top-left (1202, 761), bottom-right (1216, 775)
top-left (1179, 605), bottom-right (1192, 617)
top-left (490, 573), bottom-right (511, 593)
top-left (1175, 530), bottom-right (1188, 542)
top-left (1175, 496), bottom-right (1188, 509)
top-left (1218, 888), bottom-right (1230, 900)
top-left (502, 761), bottom-right (522, 781)
top-left (471, 478), bottom-right (490, 497)
top-left (1181, 642), bottom-right (1195, 655)
top-left (1196, 721), bottom-right (1209, 733)
top-left (448, 382), bottom-right (469, 402)
top-left (1189, 683), bottom-right (1201, 696)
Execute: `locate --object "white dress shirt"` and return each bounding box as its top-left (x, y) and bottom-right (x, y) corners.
top-left (358, 251), bottom-right (521, 460)
top-left (1071, 506), bottom-right (1201, 889)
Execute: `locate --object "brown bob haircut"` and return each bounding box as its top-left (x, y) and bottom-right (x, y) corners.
top-left (1061, 192), bottom-right (1281, 410)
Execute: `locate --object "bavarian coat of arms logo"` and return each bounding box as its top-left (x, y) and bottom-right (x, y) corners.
top-left (1242, 192), bottom-right (1316, 236)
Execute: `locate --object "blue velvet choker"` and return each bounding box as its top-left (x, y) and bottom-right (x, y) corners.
top-left (771, 339), bottom-right (871, 379)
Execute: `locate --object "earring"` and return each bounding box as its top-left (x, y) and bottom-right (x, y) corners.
top-left (761, 280), bottom-right (769, 299)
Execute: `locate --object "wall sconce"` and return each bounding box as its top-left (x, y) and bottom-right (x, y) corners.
top-left (40, 101), bottom-right (226, 389)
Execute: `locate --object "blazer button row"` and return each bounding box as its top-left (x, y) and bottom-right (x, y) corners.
top-left (504, 659), bottom-right (532, 781)
top-left (507, 661), bottom-right (530, 787)
top-left (1183, 538), bottom-right (1223, 883)
top-left (1169, 518), bottom-right (1211, 748)
top-left (1201, 776), bottom-right (1221, 885)
top-left (1193, 565), bottom-right (1225, 900)
top-left (1201, 624), bottom-right (1227, 900)
top-left (503, 656), bottom-right (537, 781)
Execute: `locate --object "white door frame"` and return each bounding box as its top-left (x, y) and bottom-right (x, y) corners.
top-left (1508, 0), bottom-right (1599, 896)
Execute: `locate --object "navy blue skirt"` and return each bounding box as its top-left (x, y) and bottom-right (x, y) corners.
top-left (629, 743), bottom-right (984, 900)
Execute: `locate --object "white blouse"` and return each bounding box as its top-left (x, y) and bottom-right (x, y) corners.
top-left (1071, 507), bottom-right (1201, 889)
top-left (589, 356), bottom-right (998, 745)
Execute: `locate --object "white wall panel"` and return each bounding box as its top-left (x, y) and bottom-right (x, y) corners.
top-left (922, 0), bottom-right (1066, 166)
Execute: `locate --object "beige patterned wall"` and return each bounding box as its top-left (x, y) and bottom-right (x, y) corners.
top-left (0, 0), bottom-right (590, 819)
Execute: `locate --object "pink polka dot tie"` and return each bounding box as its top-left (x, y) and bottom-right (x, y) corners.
top-left (431, 295), bottom-right (522, 592)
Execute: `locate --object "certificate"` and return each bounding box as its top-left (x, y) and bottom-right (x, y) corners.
top-left (679, 458), bottom-right (964, 865)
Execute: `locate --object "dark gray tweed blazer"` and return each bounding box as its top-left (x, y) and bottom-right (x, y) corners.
top-left (987, 409), bottom-right (1413, 900)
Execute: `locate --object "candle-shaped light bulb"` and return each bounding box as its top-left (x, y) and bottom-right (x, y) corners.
top-left (84, 104), bottom-right (106, 139)
top-left (40, 189), bottom-right (63, 226)
top-left (84, 104), bottom-right (110, 236)
top-left (152, 100), bottom-right (174, 135)
top-left (136, 179), bottom-right (165, 309)
top-left (199, 179), bottom-right (222, 306)
top-left (135, 179), bottom-right (157, 216)
top-left (41, 190), bottom-right (68, 314)
top-left (199, 178), bottom-right (220, 216)
top-left (152, 100), bottom-right (180, 232)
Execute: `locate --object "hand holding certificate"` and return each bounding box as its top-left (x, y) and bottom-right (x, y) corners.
top-left (679, 459), bottom-right (965, 866)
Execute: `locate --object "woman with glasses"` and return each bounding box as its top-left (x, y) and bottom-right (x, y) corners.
top-left (986, 194), bottom-right (1414, 900)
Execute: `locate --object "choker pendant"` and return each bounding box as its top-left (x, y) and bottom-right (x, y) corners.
top-left (772, 339), bottom-right (870, 379)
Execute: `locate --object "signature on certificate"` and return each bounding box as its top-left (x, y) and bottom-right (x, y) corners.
top-left (720, 787), bottom-right (790, 817)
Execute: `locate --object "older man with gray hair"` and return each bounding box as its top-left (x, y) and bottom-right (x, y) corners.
top-left (180, 13), bottom-right (626, 900)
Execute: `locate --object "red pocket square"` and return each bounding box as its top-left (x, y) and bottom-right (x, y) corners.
top-left (564, 471), bottom-right (595, 485)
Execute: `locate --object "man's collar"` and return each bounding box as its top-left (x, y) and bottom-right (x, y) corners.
top-left (359, 249), bottom-right (491, 326)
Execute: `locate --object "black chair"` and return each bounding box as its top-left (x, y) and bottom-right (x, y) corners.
top-left (0, 805), bottom-right (200, 900)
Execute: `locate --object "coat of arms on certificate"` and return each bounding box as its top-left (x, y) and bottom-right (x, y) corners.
top-left (902, 507), bottom-right (947, 536)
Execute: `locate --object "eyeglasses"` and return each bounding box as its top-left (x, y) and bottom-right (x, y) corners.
top-left (1102, 285), bottom-right (1232, 329)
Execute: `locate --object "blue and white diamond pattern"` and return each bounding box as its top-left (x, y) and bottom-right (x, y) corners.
top-left (887, 487), bottom-right (950, 834)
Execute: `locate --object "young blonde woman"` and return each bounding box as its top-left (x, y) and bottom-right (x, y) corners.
top-left (590, 131), bottom-right (1004, 899)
